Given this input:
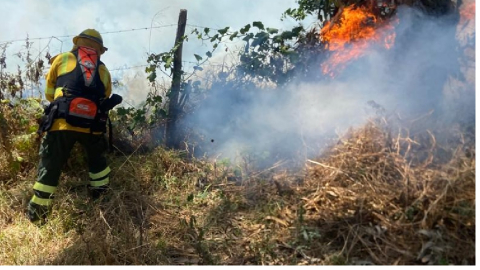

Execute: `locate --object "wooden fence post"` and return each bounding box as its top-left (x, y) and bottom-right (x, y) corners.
top-left (166, 9), bottom-right (187, 149)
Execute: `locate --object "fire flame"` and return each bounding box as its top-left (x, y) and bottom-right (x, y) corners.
top-left (459, 1), bottom-right (475, 26)
top-left (320, 5), bottom-right (397, 78)
top-left (456, 1), bottom-right (475, 49)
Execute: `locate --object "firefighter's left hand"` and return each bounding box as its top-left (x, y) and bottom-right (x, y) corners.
top-left (109, 94), bottom-right (122, 108)
top-left (101, 94), bottom-right (123, 111)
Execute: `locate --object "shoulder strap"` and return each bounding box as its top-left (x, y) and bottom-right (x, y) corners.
top-left (56, 48), bottom-right (105, 100)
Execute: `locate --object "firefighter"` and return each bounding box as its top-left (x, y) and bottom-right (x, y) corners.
top-left (27, 29), bottom-right (122, 223)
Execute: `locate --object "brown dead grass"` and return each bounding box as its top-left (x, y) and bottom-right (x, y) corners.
top-left (0, 111), bottom-right (475, 265)
top-left (297, 120), bottom-right (475, 265)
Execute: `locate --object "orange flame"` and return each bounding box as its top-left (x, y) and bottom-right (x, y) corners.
top-left (459, 1), bottom-right (475, 27)
top-left (457, 1), bottom-right (475, 47)
top-left (320, 5), bottom-right (397, 78)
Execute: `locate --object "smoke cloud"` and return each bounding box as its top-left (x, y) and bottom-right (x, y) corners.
top-left (180, 5), bottom-right (475, 166)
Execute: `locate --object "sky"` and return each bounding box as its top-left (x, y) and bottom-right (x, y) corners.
top-left (0, 0), bottom-right (308, 96)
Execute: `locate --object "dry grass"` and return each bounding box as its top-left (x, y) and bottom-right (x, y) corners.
top-left (299, 120), bottom-right (475, 265)
top-left (0, 106), bottom-right (475, 265)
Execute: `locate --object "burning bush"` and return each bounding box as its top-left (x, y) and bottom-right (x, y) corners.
top-left (320, 4), bottom-right (397, 77)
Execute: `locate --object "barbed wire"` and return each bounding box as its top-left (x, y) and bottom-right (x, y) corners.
top-left (0, 24), bottom-right (179, 46)
top-left (1, 22), bottom-right (226, 74)
top-left (186, 24), bottom-right (220, 30)
top-left (110, 65), bottom-right (149, 72)
top-left (3, 22), bottom-right (238, 82)
top-left (0, 23), bottom-right (226, 47)
top-left (109, 60), bottom-right (228, 73)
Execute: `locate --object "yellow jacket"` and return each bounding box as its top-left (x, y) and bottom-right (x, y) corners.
top-left (45, 48), bottom-right (112, 134)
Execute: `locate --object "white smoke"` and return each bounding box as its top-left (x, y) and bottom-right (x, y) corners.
top-left (113, 69), bottom-right (151, 107)
top-left (180, 5), bottom-right (475, 166)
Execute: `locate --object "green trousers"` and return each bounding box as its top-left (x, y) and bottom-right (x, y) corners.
top-left (28, 130), bottom-right (111, 219)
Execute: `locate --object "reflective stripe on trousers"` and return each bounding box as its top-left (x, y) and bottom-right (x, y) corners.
top-left (30, 182), bottom-right (57, 206)
top-left (89, 166), bottom-right (110, 188)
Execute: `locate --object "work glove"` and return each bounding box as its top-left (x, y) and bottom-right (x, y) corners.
top-left (101, 94), bottom-right (123, 112)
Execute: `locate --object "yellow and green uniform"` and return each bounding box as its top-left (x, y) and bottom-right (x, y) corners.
top-left (28, 44), bottom-right (113, 222)
top-left (45, 50), bottom-right (112, 134)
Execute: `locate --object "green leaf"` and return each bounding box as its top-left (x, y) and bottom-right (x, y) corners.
top-left (292, 26), bottom-right (304, 35)
top-left (267, 28), bottom-right (279, 34)
top-left (218, 27), bottom-right (230, 35)
top-left (252, 21), bottom-right (265, 30)
top-left (116, 107), bottom-right (128, 116)
top-left (280, 45), bottom-right (292, 54)
top-left (145, 65), bottom-right (155, 73)
top-left (193, 66), bottom-right (204, 71)
top-left (147, 72), bottom-right (157, 82)
top-left (281, 31), bottom-right (294, 40)
top-left (154, 96), bottom-right (163, 103)
top-left (255, 32), bottom-right (269, 39)
top-left (251, 32), bottom-right (269, 47)
top-left (229, 31), bottom-right (239, 40)
top-left (210, 34), bottom-right (219, 42)
top-left (128, 122), bottom-right (136, 131)
top-left (240, 24), bottom-right (251, 34)
top-left (28, 125), bottom-right (38, 133)
top-left (164, 56), bottom-right (173, 69)
top-left (204, 27), bottom-right (210, 35)
top-left (242, 33), bottom-right (254, 41)
top-left (194, 54), bottom-right (203, 61)
top-left (206, 51), bottom-right (212, 58)
top-left (272, 34), bottom-right (283, 43)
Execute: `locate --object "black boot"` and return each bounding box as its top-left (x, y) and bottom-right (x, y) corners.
top-left (89, 185), bottom-right (109, 201)
top-left (26, 202), bottom-right (48, 225)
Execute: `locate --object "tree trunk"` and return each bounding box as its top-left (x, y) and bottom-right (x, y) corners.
top-left (166, 9), bottom-right (187, 149)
